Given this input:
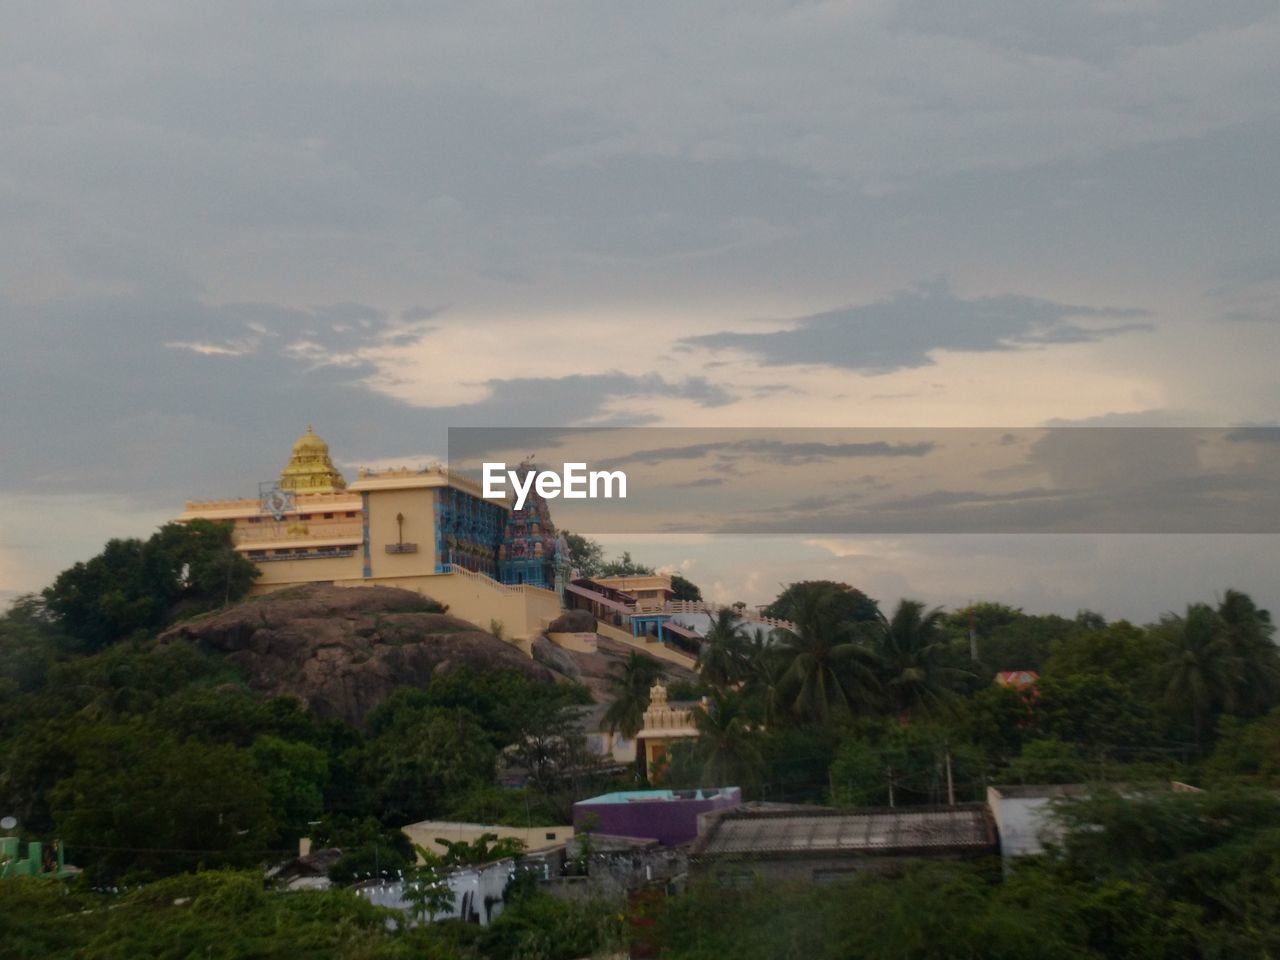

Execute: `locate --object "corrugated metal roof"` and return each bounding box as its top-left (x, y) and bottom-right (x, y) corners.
top-left (696, 806), bottom-right (994, 858)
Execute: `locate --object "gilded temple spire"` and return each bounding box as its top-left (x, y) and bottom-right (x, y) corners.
top-left (279, 426), bottom-right (347, 493)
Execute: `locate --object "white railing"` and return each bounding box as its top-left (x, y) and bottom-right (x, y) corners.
top-left (444, 563), bottom-right (558, 597)
top-left (630, 598), bottom-right (794, 632)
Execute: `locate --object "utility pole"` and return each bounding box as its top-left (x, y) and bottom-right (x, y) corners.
top-left (887, 768), bottom-right (895, 808)
top-left (945, 748), bottom-right (955, 806)
top-left (968, 602), bottom-right (978, 662)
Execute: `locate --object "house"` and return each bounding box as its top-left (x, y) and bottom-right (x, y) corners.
top-left (574, 787), bottom-right (742, 847)
top-left (402, 820), bottom-right (574, 860)
top-left (689, 804), bottom-right (998, 885)
top-left (576, 702), bottom-right (638, 765)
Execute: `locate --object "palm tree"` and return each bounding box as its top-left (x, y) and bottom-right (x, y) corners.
top-left (776, 589), bottom-right (879, 725)
top-left (740, 626), bottom-right (786, 725)
top-left (692, 692), bottom-right (763, 789)
top-left (1216, 589), bottom-right (1280, 715)
top-left (602, 651), bottom-right (663, 739)
top-left (697, 607), bottom-right (747, 690)
top-left (1159, 603), bottom-right (1244, 751)
top-left (864, 599), bottom-right (969, 722)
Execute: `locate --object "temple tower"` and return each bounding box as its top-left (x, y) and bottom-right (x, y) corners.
top-left (497, 459), bottom-right (562, 588)
top-left (279, 426), bottom-right (348, 494)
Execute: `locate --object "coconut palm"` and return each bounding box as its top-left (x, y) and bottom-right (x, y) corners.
top-left (697, 607), bottom-right (748, 690)
top-left (739, 626), bottom-right (787, 725)
top-left (864, 599), bottom-right (970, 722)
top-left (602, 651), bottom-right (663, 739)
top-left (1216, 589), bottom-right (1280, 715)
top-left (776, 588), bottom-right (880, 725)
top-left (692, 691), bottom-right (763, 789)
top-left (1159, 603), bottom-right (1244, 750)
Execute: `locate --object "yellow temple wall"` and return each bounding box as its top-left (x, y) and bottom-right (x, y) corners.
top-left (247, 553), bottom-right (363, 588)
top-left (364, 486), bottom-right (438, 579)
top-left (326, 570), bottom-right (561, 647)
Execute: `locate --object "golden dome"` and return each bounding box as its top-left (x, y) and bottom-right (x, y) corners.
top-left (279, 426), bottom-right (347, 493)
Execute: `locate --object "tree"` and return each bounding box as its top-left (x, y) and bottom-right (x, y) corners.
top-left (601, 652), bottom-right (663, 739)
top-left (358, 705), bottom-right (498, 824)
top-left (43, 520), bottom-right (258, 650)
top-left (764, 580), bottom-right (879, 625)
top-left (562, 531), bottom-right (604, 578)
top-left (403, 845), bottom-right (456, 924)
top-left (49, 721), bottom-right (276, 880)
top-left (503, 697), bottom-right (600, 799)
top-left (1158, 603), bottom-right (1244, 750)
top-left (685, 692), bottom-right (763, 790)
top-left (670, 573), bottom-right (702, 602)
top-left (1002, 738), bottom-right (1089, 784)
top-left (697, 607), bottom-right (747, 690)
top-left (434, 831), bottom-right (526, 866)
top-left (598, 551), bottom-right (656, 577)
top-left (249, 734), bottom-right (329, 843)
top-left (739, 626), bottom-right (787, 725)
top-left (776, 588), bottom-right (879, 725)
top-left (1215, 588), bottom-right (1280, 716)
top-left (829, 723), bottom-right (985, 806)
top-left (865, 598), bottom-right (968, 721)
top-left (0, 595), bottom-right (60, 699)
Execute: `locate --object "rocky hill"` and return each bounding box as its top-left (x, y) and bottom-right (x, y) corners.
top-left (159, 584), bottom-right (555, 725)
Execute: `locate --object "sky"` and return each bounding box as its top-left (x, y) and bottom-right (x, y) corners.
top-left (3, 1), bottom-right (1279, 621)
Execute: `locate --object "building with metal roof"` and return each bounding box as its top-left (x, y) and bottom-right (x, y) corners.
top-left (690, 804), bottom-right (997, 884)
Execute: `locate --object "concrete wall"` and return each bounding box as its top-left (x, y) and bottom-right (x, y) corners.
top-left (365, 486), bottom-right (438, 578)
top-left (328, 570), bottom-right (560, 644)
top-left (594, 620), bottom-right (697, 671)
top-left (574, 789), bottom-right (742, 847)
top-left (246, 552), bottom-right (361, 587)
top-left (403, 820), bottom-right (573, 859)
top-left (355, 859), bottom-right (517, 926)
top-left (986, 785), bottom-right (1079, 862)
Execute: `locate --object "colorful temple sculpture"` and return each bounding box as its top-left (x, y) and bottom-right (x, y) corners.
top-left (497, 460), bottom-right (567, 590)
top-left (178, 428), bottom-right (561, 641)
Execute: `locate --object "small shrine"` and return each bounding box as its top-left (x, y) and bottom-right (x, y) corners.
top-left (637, 682), bottom-right (702, 781)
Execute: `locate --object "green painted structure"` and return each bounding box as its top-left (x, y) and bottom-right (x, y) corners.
top-left (0, 836), bottom-right (72, 879)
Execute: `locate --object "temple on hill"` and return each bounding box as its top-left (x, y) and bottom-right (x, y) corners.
top-left (178, 428), bottom-right (563, 640)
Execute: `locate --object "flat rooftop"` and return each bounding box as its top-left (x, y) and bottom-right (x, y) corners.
top-left (578, 788), bottom-right (737, 805)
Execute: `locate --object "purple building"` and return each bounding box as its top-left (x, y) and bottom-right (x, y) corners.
top-left (573, 788), bottom-right (743, 847)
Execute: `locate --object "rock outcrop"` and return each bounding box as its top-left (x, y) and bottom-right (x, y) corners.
top-left (546, 609), bottom-right (597, 633)
top-left (159, 584), bottom-right (555, 725)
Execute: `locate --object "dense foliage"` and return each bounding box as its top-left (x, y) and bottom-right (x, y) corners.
top-left (651, 787), bottom-right (1280, 959)
top-left (3, 530), bottom-right (1279, 956)
top-left (656, 581), bottom-right (1280, 806)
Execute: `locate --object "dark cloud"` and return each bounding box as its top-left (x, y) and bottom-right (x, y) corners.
top-left (682, 280), bottom-right (1151, 373)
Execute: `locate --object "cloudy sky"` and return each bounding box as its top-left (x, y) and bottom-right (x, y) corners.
top-left (3, 1), bottom-right (1278, 620)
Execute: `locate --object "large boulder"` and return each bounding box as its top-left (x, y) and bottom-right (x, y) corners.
top-left (531, 635), bottom-right (583, 681)
top-left (159, 584), bottom-right (555, 725)
top-left (546, 609), bottom-right (597, 633)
